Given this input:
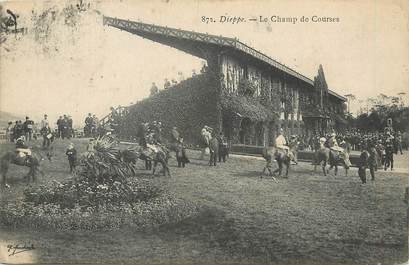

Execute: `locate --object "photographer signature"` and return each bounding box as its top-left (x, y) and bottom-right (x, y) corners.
top-left (7, 242), bottom-right (35, 256)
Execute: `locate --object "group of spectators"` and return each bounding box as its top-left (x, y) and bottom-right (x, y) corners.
top-left (5, 114), bottom-right (76, 149)
top-left (56, 115), bottom-right (74, 139)
top-left (150, 65), bottom-right (209, 96)
top-left (295, 128), bottom-right (404, 155)
top-left (84, 113), bottom-right (101, 137)
top-left (6, 116), bottom-right (35, 142)
top-left (82, 107), bottom-right (130, 138)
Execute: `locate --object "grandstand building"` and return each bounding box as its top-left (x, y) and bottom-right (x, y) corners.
top-left (103, 16), bottom-right (347, 146)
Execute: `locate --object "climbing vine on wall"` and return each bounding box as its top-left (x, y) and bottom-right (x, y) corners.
top-left (238, 78), bottom-right (257, 97)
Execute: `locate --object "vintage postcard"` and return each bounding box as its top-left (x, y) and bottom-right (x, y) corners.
top-left (0, 0), bottom-right (408, 264)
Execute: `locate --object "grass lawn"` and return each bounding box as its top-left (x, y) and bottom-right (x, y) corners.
top-left (0, 138), bottom-right (408, 264)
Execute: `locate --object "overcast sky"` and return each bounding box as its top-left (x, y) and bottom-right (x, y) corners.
top-left (1, 0), bottom-right (408, 126)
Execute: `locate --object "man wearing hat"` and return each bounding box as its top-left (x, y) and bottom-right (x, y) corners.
top-left (23, 116), bottom-right (34, 141)
top-left (384, 139), bottom-right (394, 171)
top-left (85, 113), bottom-right (93, 137)
top-left (275, 129), bottom-right (288, 150)
top-left (40, 114), bottom-right (52, 148)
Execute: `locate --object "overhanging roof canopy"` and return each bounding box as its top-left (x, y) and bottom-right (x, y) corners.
top-left (103, 16), bottom-right (346, 102)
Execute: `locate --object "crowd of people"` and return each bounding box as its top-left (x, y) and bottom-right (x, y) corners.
top-left (149, 65), bottom-right (209, 96)
top-left (3, 110), bottom-right (407, 180)
top-left (4, 113), bottom-right (74, 153)
top-left (84, 113), bottom-right (101, 137)
top-left (56, 115), bottom-right (74, 139)
top-left (5, 116), bottom-right (35, 142)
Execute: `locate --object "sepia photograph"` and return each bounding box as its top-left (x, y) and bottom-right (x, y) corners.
top-left (0, 0), bottom-right (408, 264)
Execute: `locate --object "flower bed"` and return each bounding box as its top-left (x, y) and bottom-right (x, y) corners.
top-left (0, 136), bottom-right (201, 231)
top-left (0, 194), bottom-right (199, 231)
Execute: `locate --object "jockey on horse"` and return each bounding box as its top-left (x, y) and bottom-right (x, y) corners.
top-left (314, 132), bottom-right (351, 176)
top-left (275, 129), bottom-right (296, 163)
top-left (327, 132), bottom-right (351, 168)
top-left (15, 136), bottom-right (33, 165)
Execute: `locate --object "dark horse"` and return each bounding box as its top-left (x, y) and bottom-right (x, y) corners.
top-left (314, 147), bottom-right (350, 176)
top-left (261, 147), bottom-right (292, 179)
top-left (141, 145), bottom-right (170, 176)
top-left (121, 145), bottom-right (171, 177)
top-left (0, 151), bottom-right (45, 188)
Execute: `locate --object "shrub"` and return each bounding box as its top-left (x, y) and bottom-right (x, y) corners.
top-left (23, 136), bottom-right (163, 209)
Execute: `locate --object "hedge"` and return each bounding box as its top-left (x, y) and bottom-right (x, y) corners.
top-left (120, 73), bottom-right (221, 145)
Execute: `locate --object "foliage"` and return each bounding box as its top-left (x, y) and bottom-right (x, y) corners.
top-left (355, 105), bottom-right (409, 132)
top-left (220, 93), bottom-right (272, 122)
top-left (23, 178), bottom-right (163, 209)
top-left (238, 78), bottom-right (257, 97)
top-left (22, 136), bottom-right (161, 209)
top-left (0, 195), bottom-right (199, 231)
top-left (259, 78), bottom-right (280, 119)
top-left (120, 73), bottom-right (220, 144)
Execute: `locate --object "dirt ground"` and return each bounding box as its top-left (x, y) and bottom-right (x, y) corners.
top-left (0, 138), bottom-right (407, 265)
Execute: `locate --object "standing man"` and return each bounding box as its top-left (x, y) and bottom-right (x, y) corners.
top-left (84, 113), bottom-right (93, 137)
top-left (61, 115), bottom-right (68, 139)
top-left (23, 116), bottom-right (34, 141)
top-left (6, 121), bottom-right (13, 142)
top-left (92, 114), bottom-right (99, 137)
top-left (40, 114), bottom-right (51, 148)
top-left (384, 139), bottom-right (394, 171)
top-left (67, 115), bottom-right (73, 139)
top-left (57, 116), bottom-right (63, 138)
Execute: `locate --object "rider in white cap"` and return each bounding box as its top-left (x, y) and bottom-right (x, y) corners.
top-left (328, 132), bottom-right (344, 152)
top-left (275, 128), bottom-right (288, 150)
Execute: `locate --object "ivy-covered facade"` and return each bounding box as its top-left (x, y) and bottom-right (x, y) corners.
top-left (104, 16), bottom-right (347, 147)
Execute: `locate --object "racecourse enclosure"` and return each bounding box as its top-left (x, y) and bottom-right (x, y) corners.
top-left (0, 138), bottom-right (408, 264)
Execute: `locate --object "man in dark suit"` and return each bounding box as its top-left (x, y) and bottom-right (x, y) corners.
top-left (23, 116), bottom-right (34, 141)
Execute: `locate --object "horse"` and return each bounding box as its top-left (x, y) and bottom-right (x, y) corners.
top-left (314, 147), bottom-right (350, 177)
top-left (175, 143), bottom-right (189, 168)
top-left (139, 145), bottom-right (171, 177)
top-left (261, 146), bottom-right (292, 179)
top-left (0, 149), bottom-right (48, 188)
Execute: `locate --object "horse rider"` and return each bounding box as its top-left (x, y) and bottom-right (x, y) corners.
top-left (289, 135), bottom-right (299, 165)
top-left (200, 125), bottom-right (212, 159)
top-left (15, 136), bottom-right (33, 164)
top-left (319, 136), bottom-right (327, 149)
top-left (275, 129), bottom-right (295, 161)
top-left (327, 133), bottom-right (344, 152)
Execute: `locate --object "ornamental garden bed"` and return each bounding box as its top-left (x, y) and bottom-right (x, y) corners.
top-left (0, 192), bottom-right (199, 231)
top-left (0, 136), bottom-right (200, 231)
